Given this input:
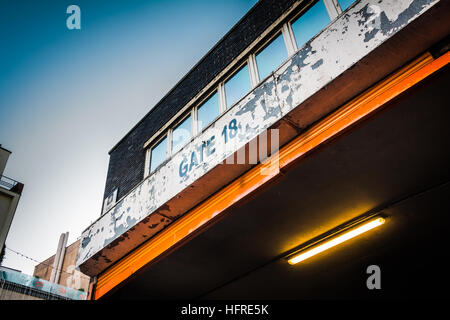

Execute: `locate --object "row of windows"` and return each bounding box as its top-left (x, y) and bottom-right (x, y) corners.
top-left (146, 0), bottom-right (355, 176)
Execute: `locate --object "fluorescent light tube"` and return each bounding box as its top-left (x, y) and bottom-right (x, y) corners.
top-left (287, 216), bottom-right (385, 265)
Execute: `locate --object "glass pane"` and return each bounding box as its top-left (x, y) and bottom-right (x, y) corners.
top-left (150, 136), bottom-right (167, 173)
top-left (255, 33), bottom-right (288, 81)
top-left (225, 64), bottom-right (251, 108)
top-left (197, 92), bottom-right (219, 132)
top-left (172, 115), bottom-right (191, 154)
top-left (338, 0), bottom-right (356, 11)
top-left (291, 0), bottom-right (330, 49)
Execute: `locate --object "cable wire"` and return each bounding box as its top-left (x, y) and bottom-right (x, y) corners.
top-left (3, 246), bottom-right (91, 280)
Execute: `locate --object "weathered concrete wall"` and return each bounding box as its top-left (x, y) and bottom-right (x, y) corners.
top-left (0, 193), bottom-right (13, 235)
top-left (0, 188), bottom-right (20, 257)
top-left (34, 240), bottom-right (90, 292)
top-left (59, 240), bottom-right (90, 292)
top-left (0, 146), bottom-right (11, 176)
top-left (77, 0), bottom-right (443, 275)
top-left (33, 255), bottom-right (55, 280)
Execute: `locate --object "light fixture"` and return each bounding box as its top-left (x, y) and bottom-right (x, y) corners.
top-left (287, 216), bottom-right (385, 265)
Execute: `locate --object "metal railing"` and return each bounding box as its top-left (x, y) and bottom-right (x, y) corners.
top-left (0, 267), bottom-right (87, 300)
top-left (0, 175), bottom-right (23, 193)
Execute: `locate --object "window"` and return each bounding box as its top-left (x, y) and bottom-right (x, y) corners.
top-left (255, 33), bottom-right (288, 81)
top-left (197, 92), bottom-right (219, 132)
top-left (224, 63), bottom-right (251, 108)
top-left (149, 136), bottom-right (167, 173)
top-left (338, 0), bottom-right (355, 11)
top-left (171, 115), bottom-right (191, 154)
top-left (291, 0), bottom-right (331, 49)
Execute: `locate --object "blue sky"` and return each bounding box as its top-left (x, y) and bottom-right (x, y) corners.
top-left (0, 0), bottom-right (257, 275)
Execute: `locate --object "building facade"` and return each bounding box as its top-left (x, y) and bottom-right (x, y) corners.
top-left (76, 0), bottom-right (450, 299)
top-left (33, 233), bottom-right (90, 295)
top-left (0, 145), bottom-right (24, 262)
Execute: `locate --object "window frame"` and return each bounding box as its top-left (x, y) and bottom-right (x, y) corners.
top-left (145, 133), bottom-right (169, 177)
top-left (323, 0), bottom-right (342, 20)
top-left (222, 59), bottom-right (253, 110)
top-left (169, 110), bottom-right (194, 156)
top-left (288, 0), bottom-right (341, 52)
top-left (253, 30), bottom-right (290, 83)
top-left (194, 87), bottom-right (222, 135)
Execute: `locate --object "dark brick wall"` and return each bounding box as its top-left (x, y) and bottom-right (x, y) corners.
top-left (103, 0), bottom-right (299, 205)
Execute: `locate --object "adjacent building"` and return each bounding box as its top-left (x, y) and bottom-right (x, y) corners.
top-left (33, 232), bottom-right (91, 296)
top-left (0, 148), bottom-right (88, 300)
top-left (76, 0), bottom-right (450, 299)
top-left (1, 232), bottom-right (89, 300)
top-left (0, 145), bottom-right (24, 264)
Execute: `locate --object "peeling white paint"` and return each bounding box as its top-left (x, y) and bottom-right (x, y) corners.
top-left (275, 0), bottom-right (438, 117)
top-left (383, 0), bottom-right (415, 22)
